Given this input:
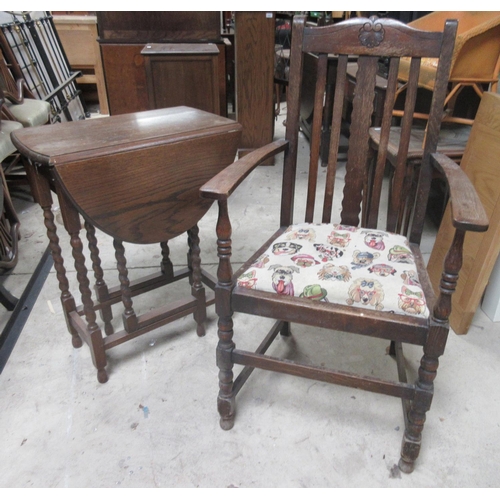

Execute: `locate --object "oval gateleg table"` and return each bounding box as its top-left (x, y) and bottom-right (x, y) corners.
top-left (12, 106), bottom-right (242, 383)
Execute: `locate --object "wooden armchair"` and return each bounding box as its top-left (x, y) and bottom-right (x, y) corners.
top-left (200, 16), bottom-right (488, 473)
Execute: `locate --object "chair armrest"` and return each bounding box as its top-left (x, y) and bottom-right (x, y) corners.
top-left (200, 139), bottom-right (288, 200)
top-left (431, 152), bottom-right (489, 232)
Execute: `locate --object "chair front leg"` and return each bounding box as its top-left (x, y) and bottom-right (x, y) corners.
top-left (215, 199), bottom-right (236, 430)
top-left (400, 229), bottom-right (465, 473)
top-left (400, 323), bottom-right (448, 473)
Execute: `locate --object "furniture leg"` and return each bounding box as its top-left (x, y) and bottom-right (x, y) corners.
top-left (400, 229), bottom-right (464, 471)
top-left (69, 224), bottom-right (107, 383)
top-left (160, 241), bottom-right (174, 279)
top-left (85, 221), bottom-right (114, 335)
top-left (0, 283), bottom-right (18, 310)
top-left (113, 239), bottom-right (138, 333)
top-left (388, 340), bottom-right (396, 357)
top-left (23, 160), bottom-right (81, 346)
top-left (40, 198), bottom-right (81, 347)
top-left (216, 200), bottom-right (236, 430)
top-left (188, 225), bottom-right (206, 337)
top-left (399, 347), bottom-right (439, 473)
top-left (280, 321), bottom-right (291, 337)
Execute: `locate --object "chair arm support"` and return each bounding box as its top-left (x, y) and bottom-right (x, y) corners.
top-left (430, 152), bottom-right (489, 233)
top-left (200, 139), bottom-right (288, 200)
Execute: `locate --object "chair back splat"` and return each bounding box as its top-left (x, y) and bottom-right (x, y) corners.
top-left (201, 15), bottom-right (489, 474)
top-left (283, 16), bottom-right (457, 243)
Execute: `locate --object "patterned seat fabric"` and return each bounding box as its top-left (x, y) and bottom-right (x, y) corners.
top-left (237, 223), bottom-right (429, 318)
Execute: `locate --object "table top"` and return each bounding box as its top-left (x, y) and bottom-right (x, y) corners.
top-left (12, 106), bottom-right (242, 244)
top-left (11, 106), bottom-right (239, 166)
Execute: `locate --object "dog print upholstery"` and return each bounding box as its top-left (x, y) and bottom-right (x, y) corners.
top-left (236, 223), bottom-right (429, 318)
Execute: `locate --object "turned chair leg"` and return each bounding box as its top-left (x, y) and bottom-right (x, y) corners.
top-left (399, 351), bottom-right (438, 473)
top-left (217, 312), bottom-right (236, 430)
top-left (216, 200), bottom-right (236, 429)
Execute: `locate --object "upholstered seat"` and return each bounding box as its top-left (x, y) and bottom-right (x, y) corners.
top-left (236, 223), bottom-right (429, 318)
top-left (0, 119), bottom-right (23, 161)
top-left (5, 99), bottom-right (51, 128)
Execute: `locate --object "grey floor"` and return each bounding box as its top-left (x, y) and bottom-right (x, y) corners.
top-left (1, 105), bottom-right (499, 488)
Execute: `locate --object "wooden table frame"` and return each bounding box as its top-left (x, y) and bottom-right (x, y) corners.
top-left (12, 106), bottom-right (242, 382)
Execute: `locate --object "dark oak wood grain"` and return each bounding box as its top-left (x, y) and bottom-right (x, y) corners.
top-left (96, 12), bottom-right (221, 43)
top-left (12, 106), bottom-right (242, 383)
top-left (96, 12), bottom-right (223, 116)
top-left (143, 43), bottom-right (220, 116)
top-left (100, 43), bottom-right (149, 115)
top-left (234, 12), bottom-right (275, 161)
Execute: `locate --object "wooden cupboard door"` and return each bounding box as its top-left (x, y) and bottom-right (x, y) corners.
top-left (235, 12), bottom-right (275, 161)
top-left (100, 43), bottom-right (148, 115)
top-left (143, 45), bottom-right (220, 116)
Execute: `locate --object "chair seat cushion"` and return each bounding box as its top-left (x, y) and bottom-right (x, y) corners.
top-left (6, 99), bottom-right (51, 127)
top-left (1, 120), bottom-right (24, 161)
top-left (236, 223), bottom-right (429, 318)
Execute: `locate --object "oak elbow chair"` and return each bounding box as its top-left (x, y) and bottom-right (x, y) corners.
top-left (200, 16), bottom-right (488, 473)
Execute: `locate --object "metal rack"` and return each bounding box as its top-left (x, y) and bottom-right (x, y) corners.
top-left (0, 10), bottom-right (86, 122)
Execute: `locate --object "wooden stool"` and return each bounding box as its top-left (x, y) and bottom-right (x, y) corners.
top-left (12, 106), bottom-right (242, 382)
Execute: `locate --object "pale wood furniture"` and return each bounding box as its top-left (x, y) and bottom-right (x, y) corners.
top-left (12, 106), bottom-right (242, 383)
top-left (200, 15), bottom-right (488, 473)
top-left (427, 92), bottom-right (500, 335)
top-left (53, 15), bottom-right (109, 115)
top-left (398, 11), bottom-right (500, 124)
top-left (142, 43), bottom-right (220, 115)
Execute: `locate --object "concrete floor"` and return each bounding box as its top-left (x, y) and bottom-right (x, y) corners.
top-left (1, 106), bottom-right (499, 487)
